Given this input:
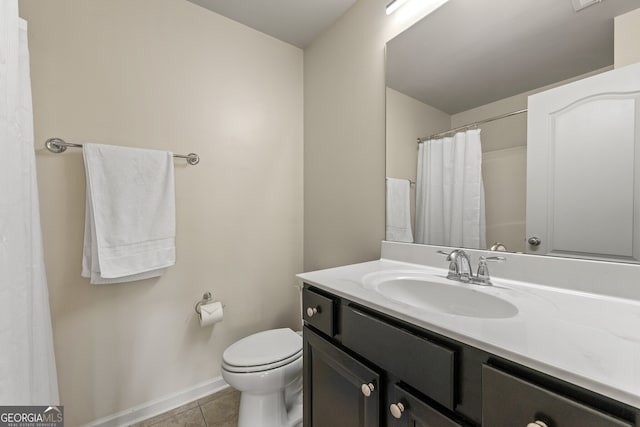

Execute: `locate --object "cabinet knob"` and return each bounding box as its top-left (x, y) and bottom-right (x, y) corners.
top-left (306, 306), bottom-right (318, 317)
top-left (527, 422), bottom-right (549, 427)
top-left (360, 383), bottom-right (375, 397)
top-left (389, 402), bottom-right (405, 419)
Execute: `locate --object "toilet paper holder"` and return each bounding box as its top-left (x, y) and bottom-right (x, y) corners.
top-left (195, 292), bottom-right (213, 315)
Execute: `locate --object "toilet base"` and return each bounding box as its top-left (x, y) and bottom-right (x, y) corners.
top-left (238, 390), bottom-right (302, 427)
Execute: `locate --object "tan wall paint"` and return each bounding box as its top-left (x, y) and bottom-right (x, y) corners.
top-left (303, 0), bottom-right (437, 271)
top-left (19, 0), bottom-right (303, 425)
top-left (615, 7), bottom-right (640, 68)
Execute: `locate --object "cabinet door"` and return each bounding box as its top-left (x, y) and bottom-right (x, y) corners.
top-left (303, 327), bottom-right (380, 427)
top-left (388, 384), bottom-right (464, 427)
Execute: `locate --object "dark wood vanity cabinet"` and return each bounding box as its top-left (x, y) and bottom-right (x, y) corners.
top-left (303, 287), bottom-right (470, 427)
top-left (302, 285), bottom-right (639, 427)
top-left (304, 327), bottom-right (380, 427)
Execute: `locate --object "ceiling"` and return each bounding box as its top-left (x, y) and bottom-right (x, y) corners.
top-left (386, 0), bottom-right (639, 114)
top-left (187, 0), bottom-right (357, 48)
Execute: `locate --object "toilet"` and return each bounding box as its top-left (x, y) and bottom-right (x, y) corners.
top-left (221, 328), bottom-right (303, 427)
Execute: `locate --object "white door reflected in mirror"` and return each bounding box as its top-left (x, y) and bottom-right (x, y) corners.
top-left (526, 62), bottom-right (640, 262)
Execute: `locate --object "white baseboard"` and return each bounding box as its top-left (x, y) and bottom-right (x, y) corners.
top-left (81, 376), bottom-right (229, 427)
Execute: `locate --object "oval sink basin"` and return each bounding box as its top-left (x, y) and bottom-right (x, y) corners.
top-left (363, 272), bottom-right (518, 319)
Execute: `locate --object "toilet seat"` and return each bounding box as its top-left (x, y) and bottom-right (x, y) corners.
top-left (223, 350), bottom-right (302, 373)
top-left (222, 328), bottom-right (302, 374)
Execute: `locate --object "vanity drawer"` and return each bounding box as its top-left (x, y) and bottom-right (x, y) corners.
top-left (482, 365), bottom-right (632, 427)
top-left (388, 383), bottom-right (464, 427)
top-left (302, 287), bottom-right (336, 337)
top-left (341, 305), bottom-right (456, 410)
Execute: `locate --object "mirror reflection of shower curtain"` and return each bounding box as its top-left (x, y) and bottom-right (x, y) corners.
top-left (415, 129), bottom-right (486, 249)
top-left (0, 1), bottom-right (59, 404)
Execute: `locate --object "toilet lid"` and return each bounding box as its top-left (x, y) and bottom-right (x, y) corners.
top-left (223, 328), bottom-right (302, 368)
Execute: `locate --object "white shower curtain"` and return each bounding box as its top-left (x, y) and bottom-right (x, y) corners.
top-left (0, 1), bottom-right (59, 404)
top-left (415, 129), bottom-right (486, 249)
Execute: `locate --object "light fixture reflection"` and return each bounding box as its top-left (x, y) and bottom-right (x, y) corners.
top-left (386, 0), bottom-right (451, 16)
top-left (571, 0), bottom-right (602, 11)
top-left (386, 0), bottom-right (411, 15)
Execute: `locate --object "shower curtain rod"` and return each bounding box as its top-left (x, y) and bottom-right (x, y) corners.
top-left (417, 108), bottom-right (528, 143)
top-left (44, 137), bottom-right (200, 165)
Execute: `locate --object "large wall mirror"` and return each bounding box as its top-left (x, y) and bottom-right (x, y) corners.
top-left (385, 0), bottom-right (640, 263)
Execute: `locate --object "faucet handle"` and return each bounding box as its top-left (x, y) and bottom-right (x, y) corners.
top-left (474, 256), bottom-right (492, 286)
top-left (437, 249), bottom-right (461, 280)
top-left (473, 255), bottom-right (505, 286)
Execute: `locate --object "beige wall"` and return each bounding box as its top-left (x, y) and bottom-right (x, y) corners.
top-left (615, 7), bottom-right (640, 68)
top-left (20, 0), bottom-right (303, 425)
top-left (303, 0), bottom-right (437, 270)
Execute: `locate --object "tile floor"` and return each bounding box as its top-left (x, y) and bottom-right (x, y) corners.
top-left (130, 387), bottom-right (240, 427)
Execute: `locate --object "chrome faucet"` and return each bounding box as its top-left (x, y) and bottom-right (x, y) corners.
top-left (440, 250), bottom-right (505, 286)
top-left (445, 249), bottom-right (473, 282)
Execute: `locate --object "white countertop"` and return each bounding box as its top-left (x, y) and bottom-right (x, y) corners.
top-left (297, 258), bottom-right (640, 409)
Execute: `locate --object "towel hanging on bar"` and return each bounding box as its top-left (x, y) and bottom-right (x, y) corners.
top-left (82, 143), bottom-right (176, 284)
top-left (44, 137), bottom-right (200, 165)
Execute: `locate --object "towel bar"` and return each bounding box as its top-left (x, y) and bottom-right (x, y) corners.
top-left (45, 137), bottom-right (200, 165)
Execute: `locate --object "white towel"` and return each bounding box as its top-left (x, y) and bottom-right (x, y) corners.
top-left (385, 178), bottom-right (414, 243)
top-left (82, 143), bottom-right (176, 284)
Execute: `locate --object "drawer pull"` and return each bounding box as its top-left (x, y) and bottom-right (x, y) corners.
top-left (306, 306), bottom-right (318, 317)
top-left (360, 383), bottom-right (375, 397)
top-left (527, 422), bottom-right (549, 427)
top-left (389, 402), bottom-right (405, 419)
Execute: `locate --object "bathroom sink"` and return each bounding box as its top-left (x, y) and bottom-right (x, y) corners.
top-left (362, 271), bottom-right (518, 319)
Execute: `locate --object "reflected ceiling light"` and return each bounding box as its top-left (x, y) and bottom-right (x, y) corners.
top-left (571, 0), bottom-right (603, 12)
top-left (386, 0), bottom-right (451, 16)
top-left (386, 0), bottom-right (411, 15)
